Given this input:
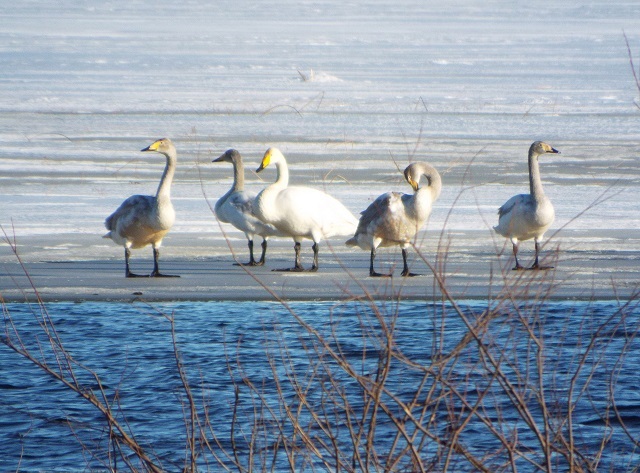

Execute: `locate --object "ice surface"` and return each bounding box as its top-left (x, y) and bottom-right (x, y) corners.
top-left (0, 0), bottom-right (639, 245)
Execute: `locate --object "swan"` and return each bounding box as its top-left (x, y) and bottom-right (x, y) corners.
top-left (493, 141), bottom-right (560, 270)
top-left (212, 149), bottom-right (283, 266)
top-left (346, 162), bottom-right (442, 277)
top-left (254, 147), bottom-right (358, 272)
top-left (103, 138), bottom-right (179, 278)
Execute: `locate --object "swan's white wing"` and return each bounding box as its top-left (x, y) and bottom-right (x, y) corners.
top-left (269, 186), bottom-right (356, 239)
top-left (494, 194), bottom-right (540, 239)
top-left (497, 194), bottom-right (532, 219)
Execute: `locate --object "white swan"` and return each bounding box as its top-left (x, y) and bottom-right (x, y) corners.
top-left (346, 162), bottom-right (442, 277)
top-left (493, 141), bottom-right (560, 270)
top-left (103, 138), bottom-right (179, 278)
top-left (212, 149), bottom-right (283, 266)
top-left (254, 147), bottom-right (358, 272)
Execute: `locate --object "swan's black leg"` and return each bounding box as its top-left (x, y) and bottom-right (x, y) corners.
top-left (234, 239), bottom-right (262, 266)
top-left (257, 239), bottom-right (267, 266)
top-left (248, 239), bottom-right (256, 265)
top-left (369, 247), bottom-right (390, 277)
top-left (273, 242), bottom-right (304, 272)
top-left (293, 242), bottom-right (304, 271)
top-left (529, 238), bottom-right (553, 270)
top-left (150, 247), bottom-right (180, 278)
top-left (400, 248), bottom-right (420, 277)
top-left (512, 242), bottom-right (524, 271)
top-left (309, 243), bottom-right (319, 272)
top-left (125, 248), bottom-right (148, 278)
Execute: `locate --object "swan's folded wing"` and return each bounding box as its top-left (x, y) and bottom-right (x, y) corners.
top-left (356, 192), bottom-right (405, 232)
top-left (356, 192), bottom-right (389, 228)
top-left (497, 194), bottom-right (525, 219)
top-left (228, 191), bottom-right (254, 216)
top-left (105, 195), bottom-right (154, 231)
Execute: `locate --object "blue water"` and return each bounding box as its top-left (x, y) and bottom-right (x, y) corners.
top-left (1, 299), bottom-right (639, 472)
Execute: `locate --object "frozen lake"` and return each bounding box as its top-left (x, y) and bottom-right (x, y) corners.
top-left (0, 0), bottom-right (639, 301)
top-left (1, 0), bottom-right (639, 241)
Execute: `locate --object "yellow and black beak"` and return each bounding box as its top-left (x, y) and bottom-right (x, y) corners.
top-left (141, 139), bottom-right (162, 153)
top-left (256, 150), bottom-right (271, 173)
top-left (407, 176), bottom-right (419, 192)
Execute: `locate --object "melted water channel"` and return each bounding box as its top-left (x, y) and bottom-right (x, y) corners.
top-left (1, 299), bottom-right (639, 472)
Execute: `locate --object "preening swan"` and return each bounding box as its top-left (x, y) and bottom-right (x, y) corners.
top-left (212, 149), bottom-right (283, 266)
top-left (254, 147), bottom-right (358, 272)
top-left (346, 162), bottom-right (442, 277)
top-left (103, 138), bottom-right (179, 278)
top-left (493, 141), bottom-right (559, 270)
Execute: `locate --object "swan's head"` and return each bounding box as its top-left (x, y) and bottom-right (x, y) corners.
top-left (141, 138), bottom-right (175, 156)
top-left (531, 141), bottom-right (560, 156)
top-left (256, 147), bottom-right (284, 173)
top-left (404, 165), bottom-right (420, 191)
top-left (404, 162), bottom-right (438, 191)
top-left (213, 149), bottom-right (242, 164)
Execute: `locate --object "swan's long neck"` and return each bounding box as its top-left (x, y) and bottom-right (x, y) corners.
top-left (415, 164), bottom-right (442, 202)
top-left (412, 164), bottom-right (442, 220)
top-left (528, 150), bottom-right (545, 201)
top-left (254, 154), bottom-right (289, 223)
top-left (273, 158), bottom-right (289, 189)
top-left (232, 158), bottom-right (245, 192)
top-left (156, 150), bottom-right (176, 201)
top-left (426, 168), bottom-right (442, 202)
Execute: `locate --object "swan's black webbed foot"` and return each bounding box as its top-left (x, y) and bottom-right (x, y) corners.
top-left (273, 266), bottom-right (305, 272)
top-left (234, 260), bottom-right (264, 267)
top-left (528, 264), bottom-right (554, 271)
top-left (150, 271), bottom-right (180, 278)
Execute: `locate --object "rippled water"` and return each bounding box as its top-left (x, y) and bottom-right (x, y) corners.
top-left (1, 299), bottom-right (639, 472)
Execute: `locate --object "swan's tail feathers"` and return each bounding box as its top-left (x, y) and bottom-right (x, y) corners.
top-left (323, 218), bottom-right (358, 239)
top-left (105, 215), bottom-right (115, 231)
top-left (345, 236), bottom-right (357, 247)
top-left (493, 225), bottom-right (507, 238)
top-left (339, 223), bottom-right (358, 237)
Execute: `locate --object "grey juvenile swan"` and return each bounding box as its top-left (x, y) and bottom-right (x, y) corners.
top-left (104, 138), bottom-right (179, 278)
top-left (493, 141), bottom-right (559, 270)
top-left (346, 162), bottom-right (442, 277)
top-left (212, 149), bottom-right (283, 266)
top-left (254, 147), bottom-right (358, 272)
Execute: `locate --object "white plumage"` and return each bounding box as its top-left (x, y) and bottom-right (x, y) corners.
top-left (103, 138), bottom-right (179, 278)
top-left (346, 162), bottom-right (442, 277)
top-left (212, 149), bottom-right (283, 266)
top-left (493, 141), bottom-right (560, 270)
top-left (253, 147), bottom-right (358, 271)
